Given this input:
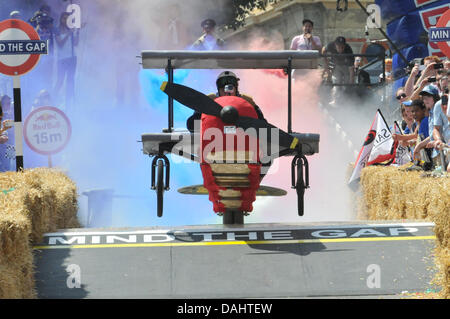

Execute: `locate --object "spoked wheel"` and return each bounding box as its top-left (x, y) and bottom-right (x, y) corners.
top-left (223, 209), bottom-right (244, 225)
top-left (156, 159), bottom-right (164, 217)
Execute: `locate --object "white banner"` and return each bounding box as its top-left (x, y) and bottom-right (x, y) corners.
top-left (393, 121), bottom-right (412, 166)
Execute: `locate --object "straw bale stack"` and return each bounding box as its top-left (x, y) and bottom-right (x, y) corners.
top-left (0, 168), bottom-right (79, 298)
top-left (358, 165), bottom-right (450, 298)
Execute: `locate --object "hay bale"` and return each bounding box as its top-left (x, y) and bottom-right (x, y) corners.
top-left (359, 165), bottom-right (450, 298)
top-left (0, 168), bottom-right (79, 298)
top-left (434, 248), bottom-right (450, 298)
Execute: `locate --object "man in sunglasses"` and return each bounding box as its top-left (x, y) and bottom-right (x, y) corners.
top-left (186, 71), bottom-right (265, 132)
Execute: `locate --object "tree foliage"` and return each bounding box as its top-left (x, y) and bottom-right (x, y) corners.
top-left (224, 0), bottom-right (276, 30)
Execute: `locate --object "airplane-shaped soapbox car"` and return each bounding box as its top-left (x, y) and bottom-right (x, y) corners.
top-left (140, 50), bottom-right (320, 224)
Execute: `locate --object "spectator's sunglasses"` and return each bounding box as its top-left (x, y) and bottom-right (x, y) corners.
top-left (396, 93), bottom-right (406, 100)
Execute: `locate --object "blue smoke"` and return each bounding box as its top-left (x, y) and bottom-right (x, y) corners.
top-left (3, 0), bottom-right (229, 228)
top-left (137, 68), bottom-right (222, 226)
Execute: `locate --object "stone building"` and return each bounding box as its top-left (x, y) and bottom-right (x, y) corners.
top-left (221, 0), bottom-right (385, 55)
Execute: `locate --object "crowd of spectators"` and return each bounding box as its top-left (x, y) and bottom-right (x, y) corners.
top-left (392, 57), bottom-right (450, 173)
top-left (285, 18), bottom-right (449, 173)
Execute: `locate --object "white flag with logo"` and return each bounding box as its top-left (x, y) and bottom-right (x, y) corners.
top-left (349, 109), bottom-right (396, 185)
top-left (393, 121), bottom-right (412, 165)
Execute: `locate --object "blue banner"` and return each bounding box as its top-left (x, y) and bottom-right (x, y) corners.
top-left (392, 43), bottom-right (429, 79)
top-left (375, 0), bottom-right (418, 22)
top-left (387, 13), bottom-right (425, 48)
top-left (378, 0), bottom-right (450, 78)
top-left (375, 0), bottom-right (444, 23)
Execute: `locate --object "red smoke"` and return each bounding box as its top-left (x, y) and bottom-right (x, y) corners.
top-left (231, 35), bottom-right (353, 222)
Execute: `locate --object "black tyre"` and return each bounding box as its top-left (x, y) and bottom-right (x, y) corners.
top-left (233, 210), bottom-right (244, 224)
top-left (156, 159), bottom-right (164, 217)
top-left (223, 209), bottom-right (244, 225)
top-left (297, 179), bottom-right (305, 216)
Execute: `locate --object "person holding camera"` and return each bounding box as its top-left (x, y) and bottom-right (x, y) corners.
top-left (405, 56), bottom-right (443, 99)
top-left (30, 5), bottom-right (55, 54)
top-left (409, 56), bottom-right (443, 97)
top-left (29, 5), bottom-right (52, 27)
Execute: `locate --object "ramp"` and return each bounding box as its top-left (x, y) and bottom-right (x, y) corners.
top-left (33, 222), bottom-right (437, 298)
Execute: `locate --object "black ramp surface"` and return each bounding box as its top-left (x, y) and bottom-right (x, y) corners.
top-left (34, 222), bottom-right (437, 298)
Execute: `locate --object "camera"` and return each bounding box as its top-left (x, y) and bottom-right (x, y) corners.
top-left (428, 77), bottom-right (437, 83)
top-left (405, 58), bottom-right (424, 75)
top-left (30, 11), bottom-right (53, 28)
top-left (433, 63), bottom-right (444, 70)
top-left (37, 14), bottom-right (53, 27)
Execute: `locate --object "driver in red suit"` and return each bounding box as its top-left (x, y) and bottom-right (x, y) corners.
top-left (188, 71), bottom-right (267, 215)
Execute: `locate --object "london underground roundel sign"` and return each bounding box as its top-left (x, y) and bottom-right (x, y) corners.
top-left (436, 9), bottom-right (450, 58)
top-left (0, 19), bottom-right (43, 76)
